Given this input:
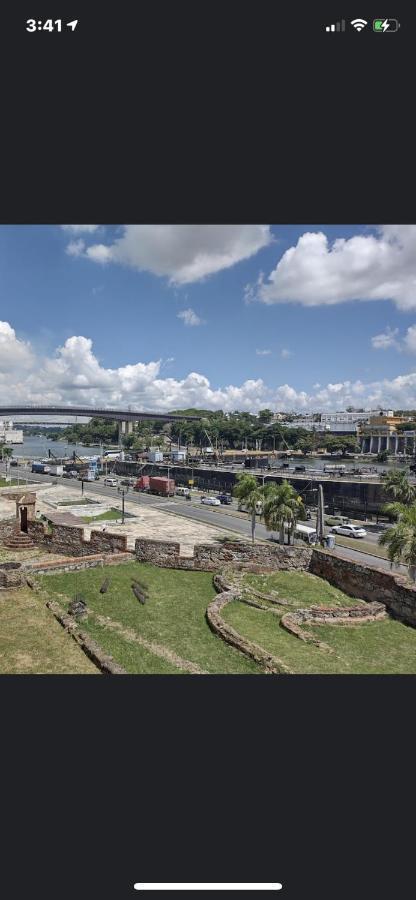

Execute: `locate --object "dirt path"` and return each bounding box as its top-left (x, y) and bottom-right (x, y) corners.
top-left (94, 613), bottom-right (208, 675)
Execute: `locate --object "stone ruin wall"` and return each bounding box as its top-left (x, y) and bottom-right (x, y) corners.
top-left (26, 520), bottom-right (129, 556)
top-left (134, 537), bottom-right (313, 572)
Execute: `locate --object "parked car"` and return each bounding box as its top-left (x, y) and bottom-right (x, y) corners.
top-left (201, 496), bottom-right (221, 506)
top-left (104, 477), bottom-right (118, 487)
top-left (217, 493), bottom-right (232, 504)
top-left (325, 515), bottom-right (351, 526)
top-left (331, 524), bottom-right (367, 538)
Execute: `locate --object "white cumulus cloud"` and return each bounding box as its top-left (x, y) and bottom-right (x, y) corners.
top-left (177, 308), bottom-right (205, 327)
top-left (280, 348), bottom-right (292, 359)
top-left (371, 327), bottom-right (400, 350)
top-left (252, 225), bottom-right (416, 311)
top-left (79, 225), bottom-right (272, 284)
top-left (1, 320), bottom-right (416, 414)
top-left (256, 349), bottom-right (271, 356)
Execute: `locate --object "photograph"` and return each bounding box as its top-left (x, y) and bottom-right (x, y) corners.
top-left (1, 223), bottom-right (416, 675)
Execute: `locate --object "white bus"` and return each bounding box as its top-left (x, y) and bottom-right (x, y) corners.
top-left (294, 524), bottom-right (318, 544)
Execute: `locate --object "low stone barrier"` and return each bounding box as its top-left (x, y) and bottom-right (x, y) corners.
top-left (0, 561), bottom-right (24, 589)
top-left (207, 574), bottom-right (293, 674)
top-left (24, 551), bottom-right (133, 576)
top-left (26, 519), bottom-right (129, 557)
top-left (310, 549), bottom-right (416, 627)
top-left (280, 601), bottom-right (386, 651)
top-left (135, 537), bottom-right (312, 572)
top-left (46, 600), bottom-right (127, 675)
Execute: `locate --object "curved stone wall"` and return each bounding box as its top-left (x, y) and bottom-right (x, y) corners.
top-left (207, 574), bottom-right (293, 674)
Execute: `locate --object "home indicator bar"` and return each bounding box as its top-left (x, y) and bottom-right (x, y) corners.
top-left (134, 886), bottom-right (283, 892)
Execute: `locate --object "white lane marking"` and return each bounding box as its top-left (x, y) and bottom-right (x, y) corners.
top-left (134, 886), bottom-right (282, 892)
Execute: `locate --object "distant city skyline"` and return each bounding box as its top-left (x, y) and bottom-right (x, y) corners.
top-left (1, 224), bottom-right (416, 412)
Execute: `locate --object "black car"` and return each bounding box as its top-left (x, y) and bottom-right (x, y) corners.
top-left (217, 493), bottom-right (232, 504)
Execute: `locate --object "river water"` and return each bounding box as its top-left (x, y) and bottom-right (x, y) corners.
top-left (12, 434), bottom-right (103, 460)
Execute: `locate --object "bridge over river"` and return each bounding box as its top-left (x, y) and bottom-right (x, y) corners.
top-left (0, 405), bottom-right (201, 440)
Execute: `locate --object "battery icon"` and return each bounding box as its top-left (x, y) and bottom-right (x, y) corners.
top-left (373, 18), bottom-right (400, 32)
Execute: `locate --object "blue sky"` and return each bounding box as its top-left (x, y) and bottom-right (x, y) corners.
top-left (0, 224), bottom-right (416, 412)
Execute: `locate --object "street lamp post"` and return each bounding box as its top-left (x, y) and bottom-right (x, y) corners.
top-left (118, 486), bottom-right (127, 524)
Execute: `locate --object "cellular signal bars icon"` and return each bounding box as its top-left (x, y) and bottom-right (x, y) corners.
top-left (325, 20), bottom-right (346, 32)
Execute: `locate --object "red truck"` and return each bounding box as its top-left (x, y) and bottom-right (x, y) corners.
top-left (134, 475), bottom-right (150, 491)
top-left (148, 476), bottom-right (175, 496)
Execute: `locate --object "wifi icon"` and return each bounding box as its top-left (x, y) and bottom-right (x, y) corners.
top-left (351, 18), bottom-right (368, 31)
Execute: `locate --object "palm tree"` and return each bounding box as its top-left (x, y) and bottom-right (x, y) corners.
top-left (1, 445), bottom-right (13, 460)
top-left (233, 473), bottom-right (264, 544)
top-left (263, 480), bottom-right (305, 544)
top-left (383, 469), bottom-right (416, 505)
top-left (379, 503), bottom-right (416, 580)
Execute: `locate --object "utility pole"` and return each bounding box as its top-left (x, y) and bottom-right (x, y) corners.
top-left (81, 479), bottom-right (84, 496)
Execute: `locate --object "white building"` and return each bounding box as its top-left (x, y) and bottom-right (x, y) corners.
top-left (320, 409), bottom-right (393, 425)
top-left (0, 419), bottom-right (23, 444)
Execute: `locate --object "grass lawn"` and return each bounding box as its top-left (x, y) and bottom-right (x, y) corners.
top-left (222, 571), bottom-right (416, 674)
top-left (0, 479), bottom-right (19, 487)
top-left (82, 508), bottom-right (121, 523)
top-left (38, 562), bottom-right (260, 675)
top-left (0, 586), bottom-right (98, 674)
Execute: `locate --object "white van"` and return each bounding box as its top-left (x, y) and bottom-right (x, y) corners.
top-left (175, 486), bottom-right (191, 497)
top-left (104, 477), bottom-right (118, 487)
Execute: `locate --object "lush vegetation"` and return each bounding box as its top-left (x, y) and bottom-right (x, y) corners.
top-left (38, 562), bottom-right (260, 674)
top-left (43, 409), bottom-right (366, 456)
top-left (232, 475), bottom-right (305, 544)
top-left (222, 571), bottom-right (416, 674)
top-left (263, 481), bottom-right (305, 544)
top-left (59, 417), bottom-right (119, 445)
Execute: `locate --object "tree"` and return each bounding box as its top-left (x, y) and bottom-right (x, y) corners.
top-left (232, 474), bottom-right (264, 544)
top-left (0, 445), bottom-right (13, 460)
top-left (377, 449), bottom-right (389, 463)
top-left (379, 504), bottom-right (416, 580)
top-left (258, 408), bottom-right (274, 424)
top-left (324, 436), bottom-right (359, 456)
top-left (383, 470), bottom-right (416, 505)
top-left (263, 480), bottom-right (305, 544)
top-left (295, 435), bottom-right (314, 455)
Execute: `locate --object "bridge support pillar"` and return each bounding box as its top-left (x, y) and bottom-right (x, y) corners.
top-left (118, 420), bottom-right (134, 442)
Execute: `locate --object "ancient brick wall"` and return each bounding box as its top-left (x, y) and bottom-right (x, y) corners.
top-left (310, 549), bottom-right (416, 627)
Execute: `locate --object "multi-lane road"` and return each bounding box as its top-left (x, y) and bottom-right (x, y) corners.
top-left (1, 463), bottom-right (406, 573)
